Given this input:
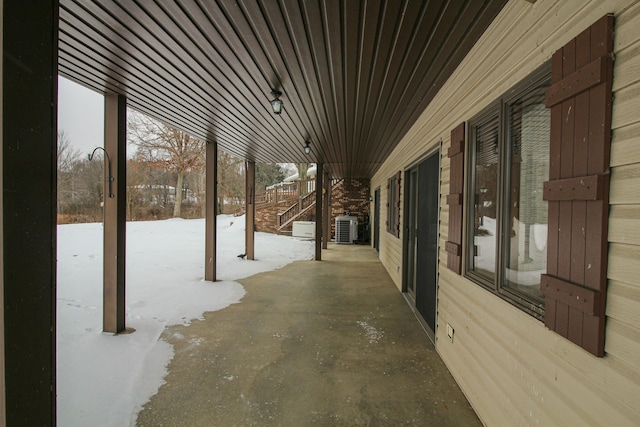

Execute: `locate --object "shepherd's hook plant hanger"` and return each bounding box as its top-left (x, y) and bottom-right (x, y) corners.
top-left (88, 147), bottom-right (114, 198)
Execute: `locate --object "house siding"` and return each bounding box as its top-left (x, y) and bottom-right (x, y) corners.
top-left (372, 0), bottom-right (640, 425)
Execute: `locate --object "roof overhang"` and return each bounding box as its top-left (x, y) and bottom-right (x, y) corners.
top-left (59, 0), bottom-right (507, 178)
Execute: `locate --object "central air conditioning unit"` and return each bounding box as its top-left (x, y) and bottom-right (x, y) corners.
top-left (335, 215), bottom-right (358, 244)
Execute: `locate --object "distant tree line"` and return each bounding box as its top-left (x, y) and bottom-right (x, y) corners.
top-left (57, 113), bottom-right (286, 224)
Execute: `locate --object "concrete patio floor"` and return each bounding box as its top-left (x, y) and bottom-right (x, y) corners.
top-left (136, 244), bottom-right (481, 426)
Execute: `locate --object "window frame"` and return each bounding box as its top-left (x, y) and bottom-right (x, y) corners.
top-left (465, 100), bottom-right (502, 291)
top-left (465, 63), bottom-right (551, 320)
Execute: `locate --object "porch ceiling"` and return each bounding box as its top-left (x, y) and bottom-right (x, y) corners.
top-left (58, 0), bottom-right (507, 179)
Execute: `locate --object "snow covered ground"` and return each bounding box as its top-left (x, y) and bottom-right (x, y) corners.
top-left (57, 215), bottom-right (315, 426)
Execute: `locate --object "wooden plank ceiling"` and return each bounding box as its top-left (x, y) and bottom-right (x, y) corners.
top-left (58, 0), bottom-right (507, 178)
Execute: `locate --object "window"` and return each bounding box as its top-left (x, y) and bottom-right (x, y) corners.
top-left (387, 172), bottom-right (400, 237)
top-left (466, 64), bottom-right (551, 318)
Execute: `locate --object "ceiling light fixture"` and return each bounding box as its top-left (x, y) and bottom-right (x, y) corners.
top-left (304, 140), bottom-right (311, 154)
top-left (270, 90), bottom-right (283, 114)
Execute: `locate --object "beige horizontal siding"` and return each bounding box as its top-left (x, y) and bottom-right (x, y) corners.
top-left (608, 243), bottom-right (640, 288)
top-left (439, 273), bottom-right (638, 426)
top-left (611, 122), bottom-right (640, 167)
top-left (612, 84), bottom-right (640, 130)
top-left (609, 205), bottom-right (640, 244)
top-left (612, 42), bottom-right (640, 92)
top-left (605, 317), bottom-right (640, 365)
top-left (607, 279), bottom-right (640, 329)
top-left (372, 0), bottom-right (640, 425)
top-left (610, 163), bottom-right (640, 203)
top-left (614, 1), bottom-right (640, 51)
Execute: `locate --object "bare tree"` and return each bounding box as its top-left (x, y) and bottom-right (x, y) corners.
top-left (57, 130), bottom-right (82, 216)
top-left (217, 150), bottom-right (244, 214)
top-left (295, 162), bottom-right (312, 195)
top-left (57, 130), bottom-right (81, 172)
top-left (128, 112), bottom-right (205, 217)
top-left (185, 168), bottom-right (206, 217)
top-left (296, 162), bottom-right (311, 180)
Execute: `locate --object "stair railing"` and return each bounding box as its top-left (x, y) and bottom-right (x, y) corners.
top-left (255, 178), bottom-right (316, 207)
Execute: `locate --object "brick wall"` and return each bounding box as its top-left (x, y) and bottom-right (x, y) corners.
top-left (254, 201), bottom-right (288, 234)
top-left (330, 178), bottom-right (370, 242)
top-left (252, 178), bottom-right (371, 240)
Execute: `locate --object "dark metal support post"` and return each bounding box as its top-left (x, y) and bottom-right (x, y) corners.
top-left (205, 141), bottom-right (218, 281)
top-left (322, 172), bottom-right (330, 249)
top-left (315, 163), bottom-right (323, 260)
top-left (245, 160), bottom-right (256, 260)
top-left (103, 93), bottom-right (127, 334)
top-left (0, 27), bottom-right (4, 421)
top-left (2, 3), bottom-right (58, 422)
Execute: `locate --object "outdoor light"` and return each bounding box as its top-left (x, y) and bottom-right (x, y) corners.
top-left (304, 140), bottom-right (311, 154)
top-left (270, 90), bottom-right (283, 114)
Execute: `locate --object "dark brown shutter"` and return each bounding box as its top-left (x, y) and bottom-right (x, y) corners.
top-left (395, 171), bottom-right (401, 238)
top-left (385, 180), bottom-right (390, 228)
top-left (542, 14), bottom-right (613, 357)
top-left (446, 123), bottom-right (465, 274)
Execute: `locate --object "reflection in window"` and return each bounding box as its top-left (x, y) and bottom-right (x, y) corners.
top-left (504, 85), bottom-right (550, 303)
top-left (465, 62), bottom-right (551, 318)
top-left (470, 114), bottom-right (499, 282)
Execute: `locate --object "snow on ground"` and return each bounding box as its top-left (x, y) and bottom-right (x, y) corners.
top-left (57, 215), bottom-right (314, 426)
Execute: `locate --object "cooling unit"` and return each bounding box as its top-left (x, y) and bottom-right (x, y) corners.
top-left (335, 215), bottom-right (358, 244)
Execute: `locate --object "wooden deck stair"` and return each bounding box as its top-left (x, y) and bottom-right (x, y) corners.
top-left (277, 191), bottom-right (316, 232)
top-left (241, 178), bottom-right (343, 234)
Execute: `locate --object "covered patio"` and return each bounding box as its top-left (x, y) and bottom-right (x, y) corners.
top-left (2, 0), bottom-right (507, 423)
top-left (136, 244), bottom-right (480, 426)
top-left (6, 0), bottom-right (640, 425)
top-left (53, 0), bottom-right (505, 335)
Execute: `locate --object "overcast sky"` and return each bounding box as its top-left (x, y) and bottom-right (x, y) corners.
top-left (57, 76), bottom-right (297, 174)
top-left (57, 76), bottom-right (104, 156)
